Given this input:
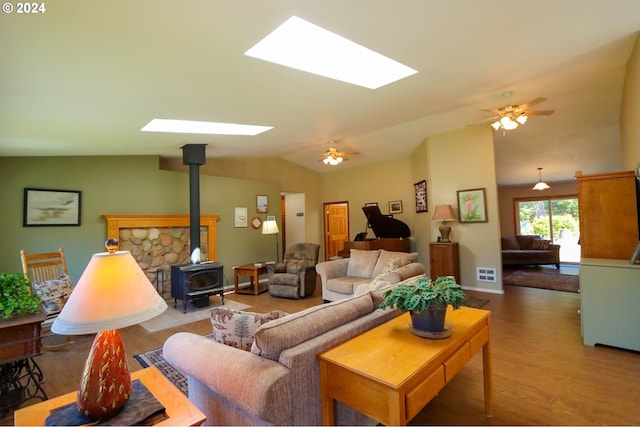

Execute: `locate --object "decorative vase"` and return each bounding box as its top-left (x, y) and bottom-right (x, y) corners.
top-left (410, 304), bottom-right (451, 339)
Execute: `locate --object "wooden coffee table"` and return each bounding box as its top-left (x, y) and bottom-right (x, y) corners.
top-left (318, 307), bottom-right (492, 425)
top-left (233, 263), bottom-right (270, 295)
top-left (13, 367), bottom-right (205, 426)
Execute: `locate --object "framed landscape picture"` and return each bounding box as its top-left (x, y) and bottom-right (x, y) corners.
top-left (23, 188), bottom-right (81, 226)
top-left (457, 188), bottom-right (487, 223)
top-left (389, 200), bottom-right (403, 214)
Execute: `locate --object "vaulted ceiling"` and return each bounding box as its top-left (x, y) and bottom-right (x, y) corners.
top-left (1, 0), bottom-right (639, 185)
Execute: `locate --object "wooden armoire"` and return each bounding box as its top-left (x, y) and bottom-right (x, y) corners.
top-left (575, 170), bottom-right (639, 260)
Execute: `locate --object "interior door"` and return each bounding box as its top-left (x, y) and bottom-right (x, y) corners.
top-left (324, 202), bottom-right (349, 260)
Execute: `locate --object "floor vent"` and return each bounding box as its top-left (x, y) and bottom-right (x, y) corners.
top-left (477, 267), bottom-right (497, 282)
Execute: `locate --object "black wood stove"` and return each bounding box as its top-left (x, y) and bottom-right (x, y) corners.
top-left (171, 262), bottom-right (224, 313)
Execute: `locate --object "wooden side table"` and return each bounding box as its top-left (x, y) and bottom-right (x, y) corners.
top-left (233, 263), bottom-right (269, 295)
top-left (319, 307), bottom-right (492, 425)
top-left (14, 367), bottom-right (206, 426)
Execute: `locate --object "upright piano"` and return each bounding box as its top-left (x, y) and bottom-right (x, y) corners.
top-left (338, 205), bottom-right (412, 257)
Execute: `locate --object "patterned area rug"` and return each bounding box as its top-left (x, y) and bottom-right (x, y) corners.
top-left (504, 270), bottom-right (580, 293)
top-left (463, 295), bottom-right (489, 309)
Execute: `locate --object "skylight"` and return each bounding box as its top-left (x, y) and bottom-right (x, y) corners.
top-left (141, 119), bottom-right (273, 136)
top-left (245, 16), bottom-right (417, 89)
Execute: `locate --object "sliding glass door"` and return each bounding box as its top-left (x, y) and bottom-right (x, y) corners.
top-left (515, 197), bottom-right (580, 263)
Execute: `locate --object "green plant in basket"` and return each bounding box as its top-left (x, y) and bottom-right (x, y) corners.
top-left (379, 275), bottom-right (466, 312)
top-left (0, 272), bottom-right (41, 318)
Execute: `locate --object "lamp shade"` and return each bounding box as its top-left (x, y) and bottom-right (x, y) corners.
top-left (532, 167), bottom-right (551, 191)
top-left (52, 251), bottom-right (167, 335)
top-left (261, 220), bottom-right (279, 235)
top-left (432, 205), bottom-right (457, 222)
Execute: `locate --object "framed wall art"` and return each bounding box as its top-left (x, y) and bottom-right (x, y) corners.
top-left (389, 200), bottom-right (403, 214)
top-left (23, 188), bottom-right (81, 226)
top-left (414, 180), bottom-right (427, 213)
top-left (234, 207), bottom-right (248, 228)
top-left (256, 195), bottom-right (268, 213)
top-left (457, 188), bottom-right (488, 223)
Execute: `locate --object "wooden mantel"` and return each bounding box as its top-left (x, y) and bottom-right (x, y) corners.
top-left (102, 214), bottom-right (220, 261)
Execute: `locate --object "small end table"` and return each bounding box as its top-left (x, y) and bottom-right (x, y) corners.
top-left (13, 367), bottom-right (206, 426)
top-left (233, 263), bottom-right (270, 295)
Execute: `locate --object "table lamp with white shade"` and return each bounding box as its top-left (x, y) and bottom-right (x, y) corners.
top-left (52, 239), bottom-right (167, 421)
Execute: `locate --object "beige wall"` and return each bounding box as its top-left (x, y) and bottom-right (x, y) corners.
top-left (498, 181), bottom-right (578, 236)
top-left (426, 125), bottom-right (503, 293)
top-left (320, 157), bottom-right (420, 259)
top-left (621, 32), bottom-right (640, 171)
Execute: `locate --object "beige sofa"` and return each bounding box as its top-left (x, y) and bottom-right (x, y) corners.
top-left (315, 249), bottom-right (425, 302)
top-left (163, 291), bottom-right (405, 426)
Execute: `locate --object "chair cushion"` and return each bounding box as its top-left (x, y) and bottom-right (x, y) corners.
top-left (269, 272), bottom-right (299, 286)
top-left (372, 250), bottom-right (417, 276)
top-left (346, 249), bottom-right (380, 278)
top-left (326, 277), bottom-right (370, 294)
top-left (251, 293), bottom-right (374, 361)
top-left (210, 307), bottom-right (288, 351)
top-left (31, 274), bottom-right (73, 314)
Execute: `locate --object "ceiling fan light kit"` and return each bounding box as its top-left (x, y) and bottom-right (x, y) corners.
top-left (483, 94), bottom-right (553, 133)
top-left (532, 167), bottom-right (551, 191)
top-left (321, 143), bottom-right (357, 166)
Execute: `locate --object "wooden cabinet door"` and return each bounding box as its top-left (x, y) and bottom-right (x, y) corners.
top-left (429, 242), bottom-right (460, 280)
top-left (576, 170), bottom-right (639, 259)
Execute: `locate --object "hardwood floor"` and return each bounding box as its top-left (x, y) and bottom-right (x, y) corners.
top-left (4, 282), bottom-right (640, 425)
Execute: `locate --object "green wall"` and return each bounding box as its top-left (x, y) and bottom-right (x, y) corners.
top-left (0, 156), bottom-right (282, 287)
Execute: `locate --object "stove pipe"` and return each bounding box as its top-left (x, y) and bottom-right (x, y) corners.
top-left (181, 144), bottom-right (207, 263)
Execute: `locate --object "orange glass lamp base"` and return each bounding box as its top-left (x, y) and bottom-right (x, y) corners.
top-left (77, 329), bottom-right (132, 420)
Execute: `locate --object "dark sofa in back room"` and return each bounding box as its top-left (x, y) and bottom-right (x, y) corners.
top-left (501, 235), bottom-right (560, 269)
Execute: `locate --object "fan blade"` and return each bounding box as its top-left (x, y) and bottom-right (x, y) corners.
top-left (480, 108), bottom-right (503, 115)
top-left (518, 97), bottom-right (547, 111)
top-left (341, 151), bottom-right (359, 155)
top-left (470, 115), bottom-right (500, 126)
top-left (526, 109), bottom-right (555, 116)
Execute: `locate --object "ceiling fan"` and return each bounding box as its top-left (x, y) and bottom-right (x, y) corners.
top-left (476, 92), bottom-right (555, 132)
top-left (321, 142), bottom-right (358, 166)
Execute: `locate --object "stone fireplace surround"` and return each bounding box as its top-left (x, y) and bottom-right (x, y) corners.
top-left (102, 214), bottom-right (219, 291)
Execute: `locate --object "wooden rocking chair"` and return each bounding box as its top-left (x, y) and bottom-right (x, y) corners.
top-left (20, 248), bottom-right (75, 351)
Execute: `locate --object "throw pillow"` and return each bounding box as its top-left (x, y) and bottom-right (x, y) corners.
top-left (346, 249), bottom-right (381, 278)
top-left (210, 308), bottom-right (288, 351)
top-left (530, 239), bottom-right (551, 250)
top-left (31, 274), bottom-right (74, 314)
top-left (369, 257), bottom-right (401, 290)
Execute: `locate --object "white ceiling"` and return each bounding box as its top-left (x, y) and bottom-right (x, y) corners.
top-left (1, 0), bottom-right (639, 185)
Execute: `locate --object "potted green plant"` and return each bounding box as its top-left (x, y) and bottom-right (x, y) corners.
top-left (0, 273), bottom-right (41, 319)
top-left (379, 275), bottom-right (466, 337)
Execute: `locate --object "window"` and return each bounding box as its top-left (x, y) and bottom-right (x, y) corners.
top-left (515, 196), bottom-right (580, 263)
